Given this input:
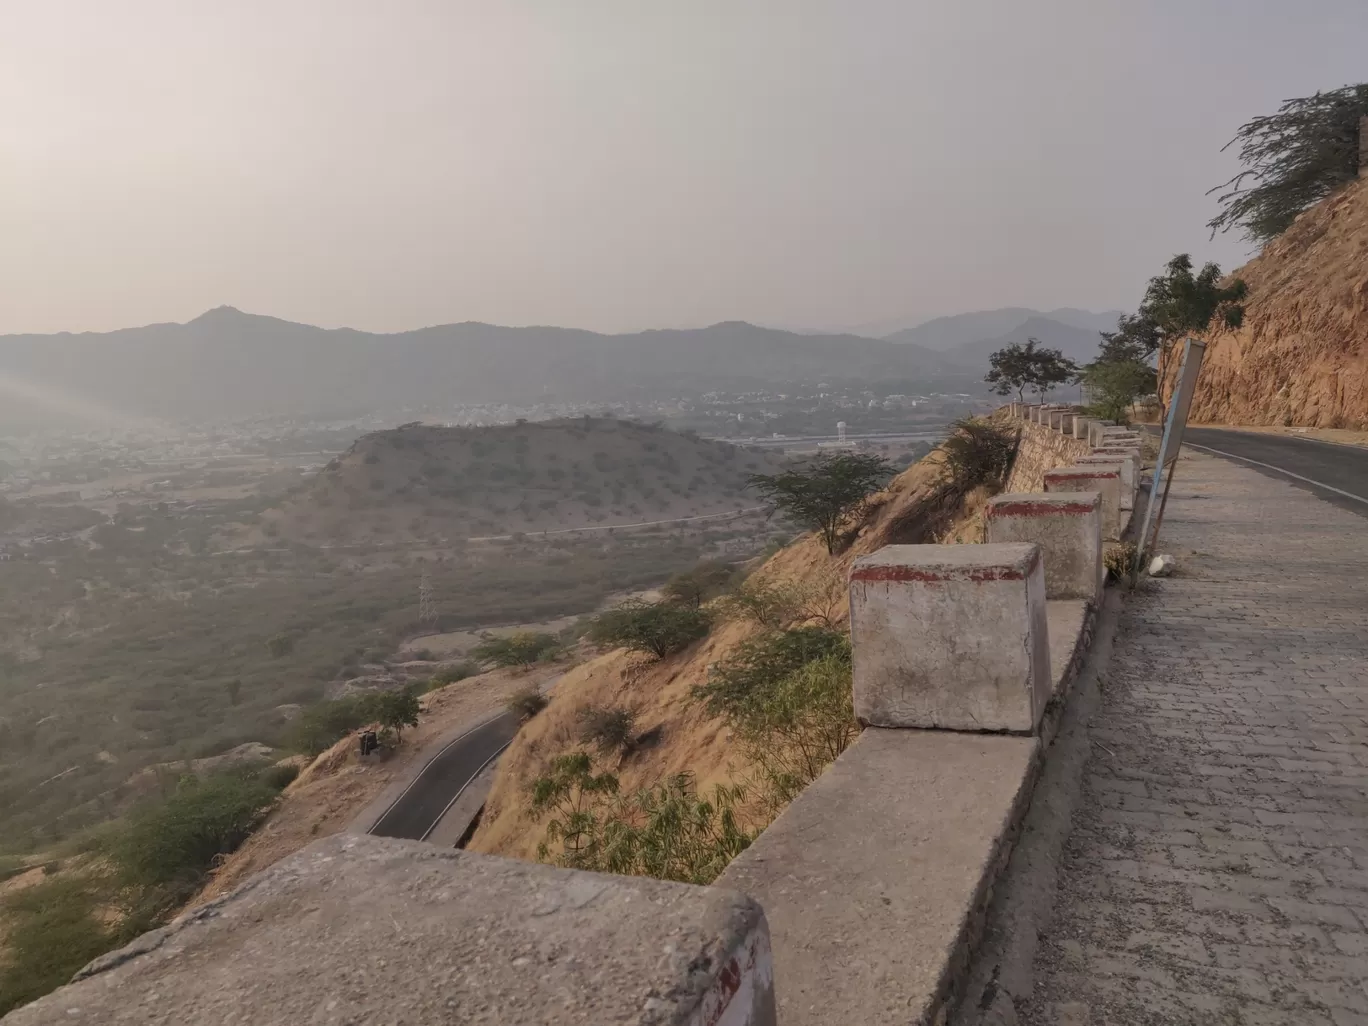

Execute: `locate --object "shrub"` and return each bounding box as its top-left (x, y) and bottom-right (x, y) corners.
top-left (1104, 541), bottom-right (1140, 589)
top-left (506, 686), bottom-right (548, 722)
top-left (589, 600), bottom-right (711, 659)
top-left (287, 696), bottom-right (375, 756)
top-left (693, 626), bottom-right (850, 721)
top-left (937, 418), bottom-right (1016, 491)
top-left (429, 660), bottom-right (481, 688)
top-left (369, 688), bottom-right (421, 742)
top-left (471, 632), bottom-right (561, 667)
top-left (111, 771), bottom-right (282, 890)
top-left (578, 705), bottom-right (637, 755)
top-left (260, 762), bottom-right (301, 791)
top-left (0, 877), bottom-right (115, 1017)
top-left (662, 560), bottom-right (736, 608)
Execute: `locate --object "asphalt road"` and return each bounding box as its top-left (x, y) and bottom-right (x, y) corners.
top-left (1179, 427), bottom-right (1368, 518)
top-left (368, 710), bottom-right (521, 841)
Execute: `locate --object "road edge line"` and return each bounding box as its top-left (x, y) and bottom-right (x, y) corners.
top-left (1183, 441), bottom-right (1368, 506)
top-left (418, 739), bottom-right (513, 843)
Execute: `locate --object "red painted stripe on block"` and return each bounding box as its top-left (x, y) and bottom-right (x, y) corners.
top-left (989, 501), bottom-right (1097, 516)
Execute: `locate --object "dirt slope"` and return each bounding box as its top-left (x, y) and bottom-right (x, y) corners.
top-left (1191, 176), bottom-right (1368, 428)
top-left (249, 417), bottom-right (783, 546)
top-left (468, 452), bottom-right (983, 862)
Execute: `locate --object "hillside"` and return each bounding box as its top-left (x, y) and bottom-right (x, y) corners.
top-left (467, 448), bottom-right (995, 863)
top-left (253, 418), bottom-right (786, 545)
top-left (948, 315), bottom-right (1104, 368)
top-left (1190, 176), bottom-right (1368, 429)
top-left (0, 310), bottom-right (978, 427)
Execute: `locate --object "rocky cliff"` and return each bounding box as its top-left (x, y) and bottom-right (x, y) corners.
top-left (1190, 176), bottom-right (1368, 428)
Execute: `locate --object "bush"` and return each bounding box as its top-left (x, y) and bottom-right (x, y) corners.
top-left (937, 418), bottom-right (1016, 491)
top-left (368, 688), bottom-right (421, 742)
top-left (260, 762), bottom-right (301, 791)
top-left (507, 686), bottom-right (549, 722)
top-left (693, 626), bottom-right (850, 721)
top-left (662, 560), bottom-right (736, 608)
top-left (589, 600), bottom-right (711, 659)
top-left (111, 771), bottom-right (282, 890)
top-left (471, 632), bottom-right (561, 667)
top-left (287, 696), bottom-right (375, 756)
top-left (578, 705), bottom-right (637, 755)
top-left (0, 877), bottom-right (115, 1017)
top-left (429, 660), bottom-right (482, 689)
top-left (1104, 541), bottom-right (1140, 588)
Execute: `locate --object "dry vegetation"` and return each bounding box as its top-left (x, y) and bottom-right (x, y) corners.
top-left (468, 446), bottom-right (997, 861)
top-left (1192, 176), bottom-right (1368, 428)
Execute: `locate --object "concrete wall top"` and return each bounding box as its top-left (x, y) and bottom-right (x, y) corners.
top-left (717, 728), bottom-right (1039, 1026)
top-left (4, 835), bottom-right (775, 1026)
top-left (850, 542), bottom-right (1040, 583)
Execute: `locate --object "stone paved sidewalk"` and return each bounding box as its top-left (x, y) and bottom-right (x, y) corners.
top-left (1023, 452), bottom-right (1368, 1026)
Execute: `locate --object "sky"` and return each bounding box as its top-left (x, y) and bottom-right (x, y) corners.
top-left (2, 0), bottom-right (1366, 337)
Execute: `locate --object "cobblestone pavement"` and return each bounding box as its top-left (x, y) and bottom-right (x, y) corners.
top-left (1022, 452), bottom-right (1368, 1026)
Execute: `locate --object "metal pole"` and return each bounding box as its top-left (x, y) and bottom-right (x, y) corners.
top-left (1135, 338), bottom-right (1206, 570)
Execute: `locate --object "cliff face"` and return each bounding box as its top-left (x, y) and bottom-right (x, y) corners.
top-left (1190, 177), bottom-right (1368, 429)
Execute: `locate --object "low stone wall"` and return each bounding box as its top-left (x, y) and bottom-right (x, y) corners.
top-left (1004, 417), bottom-right (1092, 493)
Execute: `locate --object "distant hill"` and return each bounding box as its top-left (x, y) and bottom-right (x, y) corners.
top-left (252, 417), bottom-right (787, 545)
top-left (880, 307), bottom-right (1121, 350)
top-left (949, 315), bottom-right (1106, 368)
top-left (0, 309), bottom-right (978, 427)
top-left (1191, 176), bottom-right (1368, 429)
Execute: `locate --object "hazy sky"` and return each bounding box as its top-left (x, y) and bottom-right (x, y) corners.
top-left (3, 1), bottom-right (1366, 337)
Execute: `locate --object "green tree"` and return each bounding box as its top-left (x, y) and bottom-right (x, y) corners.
top-left (1208, 84), bottom-right (1368, 242)
top-left (1079, 358), bottom-right (1157, 424)
top-left (369, 688), bottom-right (421, 742)
top-left (748, 451), bottom-right (893, 554)
top-left (589, 600), bottom-right (711, 659)
top-left (1133, 254), bottom-right (1247, 419)
top-left (470, 631), bottom-right (561, 667)
top-left (662, 560), bottom-right (735, 608)
top-left (984, 339), bottom-right (1078, 402)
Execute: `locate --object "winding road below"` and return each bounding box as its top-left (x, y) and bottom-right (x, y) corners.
top-left (367, 711), bottom-right (520, 842)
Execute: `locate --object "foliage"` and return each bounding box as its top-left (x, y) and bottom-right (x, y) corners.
top-left (716, 566), bottom-right (843, 632)
top-left (110, 770), bottom-right (282, 890)
top-left (662, 560), bottom-right (736, 608)
top-left (577, 705), bottom-right (637, 755)
top-left (369, 688), bottom-right (421, 742)
top-left (936, 418), bottom-right (1016, 490)
top-left (1080, 359), bottom-right (1157, 424)
top-left (1104, 542), bottom-right (1140, 589)
top-left (531, 753), bottom-right (753, 885)
top-left (1208, 84), bottom-right (1368, 242)
top-left (749, 451), bottom-right (893, 554)
top-left (530, 752), bottom-right (620, 865)
top-left (506, 686), bottom-right (548, 722)
top-left (287, 695), bottom-right (378, 756)
top-left (1132, 254), bottom-right (1247, 418)
top-left (985, 338), bottom-right (1078, 402)
top-left (260, 761), bottom-right (301, 791)
top-left (429, 660), bottom-right (482, 687)
top-left (0, 877), bottom-right (115, 1017)
top-left (1097, 312), bottom-right (1161, 364)
top-left (266, 632), bottom-right (297, 658)
top-left (589, 600), bottom-right (712, 659)
top-left (693, 626), bottom-right (850, 721)
top-left (471, 631), bottom-right (562, 667)
top-left (734, 654), bottom-right (858, 811)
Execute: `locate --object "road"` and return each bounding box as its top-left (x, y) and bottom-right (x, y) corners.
top-left (367, 711), bottom-right (520, 842)
top-left (1177, 426), bottom-right (1368, 517)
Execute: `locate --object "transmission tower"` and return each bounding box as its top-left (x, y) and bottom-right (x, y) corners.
top-left (418, 569), bottom-right (436, 627)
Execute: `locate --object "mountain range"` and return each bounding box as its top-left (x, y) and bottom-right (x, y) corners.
top-left (0, 306), bottom-right (1117, 427)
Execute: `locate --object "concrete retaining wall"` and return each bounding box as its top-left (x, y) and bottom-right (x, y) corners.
top-left (1004, 418), bottom-right (1092, 493)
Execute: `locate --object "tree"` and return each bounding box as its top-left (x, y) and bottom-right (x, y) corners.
top-left (748, 451), bottom-right (893, 554)
top-left (1132, 254), bottom-right (1247, 419)
top-left (470, 631), bottom-right (561, 667)
top-left (985, 339), bottom-right (1078, 402)
top-left (369, 688), bottom-right (421, 742)
top-left (1079, 358), bottom-right (1157, 424)
top-left (662, 560), bottom-right (735, 608)
top-left (1208, 84), bottom-right (1368, 242)
top-left (589, 600), bottom-right (711, 659)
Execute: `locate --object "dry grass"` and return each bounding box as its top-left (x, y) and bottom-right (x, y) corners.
top-left (1193, 176), bottom-right (1368, 429)
top-left (467, 453), bottom-right (979, 861)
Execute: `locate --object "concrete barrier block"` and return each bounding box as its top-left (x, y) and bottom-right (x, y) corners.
top-left (985, 493), bottom-right (1103, 601)
top-left (1072, 416), bottom-right (1091, 440)
top-left (1044, 465), bottom-right (1123, 539)
top-left (1075, 455), bottom-right (1136, 509)
top-left (6, 835), bottom-right (777, 1026)
top-left (849, 543), bottom-right (1050, 734)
